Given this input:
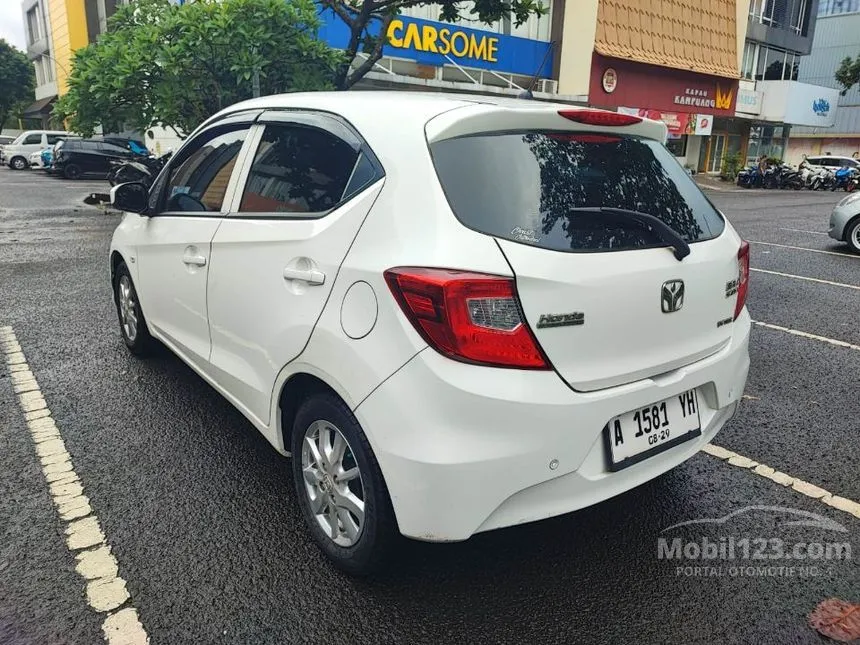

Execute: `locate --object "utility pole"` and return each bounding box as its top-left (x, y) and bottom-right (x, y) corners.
top-left (252, 46), bottom-right (261, 98)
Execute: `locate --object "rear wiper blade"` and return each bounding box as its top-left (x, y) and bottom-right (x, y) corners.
top-left (566, 207), bottom-right (691, 261)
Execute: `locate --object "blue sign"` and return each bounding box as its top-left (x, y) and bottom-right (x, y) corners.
top-left (317, 11), bottom-right (553, 78)
top-left (812, 98), bottom-right (831, 116)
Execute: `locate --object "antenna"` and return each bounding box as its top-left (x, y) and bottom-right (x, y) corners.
top-left (520, 40), bottom-right (556, 100)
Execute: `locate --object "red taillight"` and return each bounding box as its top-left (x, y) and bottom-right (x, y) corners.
top-left (735, 241), bottom-right (750, 320)
top-left (384, 267), bottom-right (550, 370)
top-left (558, 110), bottom-right (642, 127)
top-left (547, 133), bottom-right (622, 144)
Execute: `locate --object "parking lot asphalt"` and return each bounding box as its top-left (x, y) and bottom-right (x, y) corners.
top-left (1, 169), bottom-right (858, 645)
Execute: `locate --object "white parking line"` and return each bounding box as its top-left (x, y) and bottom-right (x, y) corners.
top-left (750, 268), bottom-right (860, 290)
top-left (753, 320), bottom-right (860, 352)
top-left (778, 228), bottom-right (829, 236)
top-left (0, 326), bottom-right (149, 645)
top-left (702, 444), bottom-right (860, 519)
top-left (748, 240), bottom-right (860, 259)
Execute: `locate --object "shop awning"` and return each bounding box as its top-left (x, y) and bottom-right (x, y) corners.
top-left (22, 96), bottom-right (56, 117)
top-left (595, 0), bottom-right (740, 79)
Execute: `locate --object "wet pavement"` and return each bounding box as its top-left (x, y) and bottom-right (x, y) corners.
top-left (1, 169), bottom-right (857, 644)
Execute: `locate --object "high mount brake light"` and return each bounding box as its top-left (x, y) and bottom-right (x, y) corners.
top-left (547, 133), bottom-right (622, 144)
top-left (735, 241), bottom-right (750, 320)
top-left (384, 267), bottom-right (550, 369)
top-left (558, 110), bottom-right (642, 127)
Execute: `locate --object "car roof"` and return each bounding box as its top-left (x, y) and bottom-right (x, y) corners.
top-left (197, 91), bottom-right (667, 156)
top-left (810, 155), bottom-right (857, 162)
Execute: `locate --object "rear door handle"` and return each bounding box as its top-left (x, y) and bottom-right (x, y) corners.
top-left (182, 253), bottom-right (207, 267)
top-left (283, 267), bottom-right (325, 285)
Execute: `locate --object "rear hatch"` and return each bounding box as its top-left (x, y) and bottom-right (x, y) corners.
top-left (428, 105), bottom-right (742, 392)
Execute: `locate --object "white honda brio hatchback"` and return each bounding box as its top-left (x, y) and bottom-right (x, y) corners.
top-left (109, 91), bottom-right (751, 574)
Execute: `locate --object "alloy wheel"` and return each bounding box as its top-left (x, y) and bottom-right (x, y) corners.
top-left (118, 275), bottom-right (138, 342)
top-left (301, 420), bottom-right (366, 547)
top-left (11, 157), bottom-right (27, 170)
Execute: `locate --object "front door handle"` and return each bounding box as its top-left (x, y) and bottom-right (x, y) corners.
top-left (182, 253), bottom-right (207, 267)
top-left (283, 267), bottom-right (325, 285)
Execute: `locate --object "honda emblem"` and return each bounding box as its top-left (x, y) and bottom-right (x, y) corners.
top-left (661, 280), bottom-right (685, 313)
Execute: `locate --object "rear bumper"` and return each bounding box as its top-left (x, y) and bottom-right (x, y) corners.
top-left (355, 311), bottom-right (751, 542)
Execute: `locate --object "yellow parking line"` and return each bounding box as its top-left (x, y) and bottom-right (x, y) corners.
top-left (0, 326), bottom-right (149, 645)
top-left (702, 444), bottom-right (860, 519)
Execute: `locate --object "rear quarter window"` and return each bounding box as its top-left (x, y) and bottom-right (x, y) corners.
top-left (430, 132), bottom-right (725, 253)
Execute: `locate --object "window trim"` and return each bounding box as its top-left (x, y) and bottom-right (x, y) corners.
top-left (225, 112), bottom-right (385, 220)
top-left (150, 120), bottom-right (259, 218)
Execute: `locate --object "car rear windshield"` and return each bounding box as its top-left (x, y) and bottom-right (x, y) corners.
top-left (430, 132), bottom-right (725, 252)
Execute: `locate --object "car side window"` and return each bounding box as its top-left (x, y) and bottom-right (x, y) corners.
top-left (160, 126), bottom-right (249, 213)
top-left (24, 134), bottom-right (42, 145)
top-left (101, 142), bottom-right (130, 155)
top-left (238, 123), bottom-right (360, 215)
top-left (46, 135), bottom-right (64, 145)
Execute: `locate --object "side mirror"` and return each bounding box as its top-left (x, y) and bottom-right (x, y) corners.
top-left (110, 182), bottom-right (148, 214)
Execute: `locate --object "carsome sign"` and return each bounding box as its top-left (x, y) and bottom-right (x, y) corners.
top-left (317, 11), bottom-right (553, 78)
top-left (387, 19), bottom-right (499, 62)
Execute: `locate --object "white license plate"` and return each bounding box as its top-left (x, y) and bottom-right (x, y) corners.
top-left (606, 389), bottom-right (702, 471)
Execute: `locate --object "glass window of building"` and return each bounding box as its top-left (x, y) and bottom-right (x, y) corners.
top-left (741, 41), bottom-right (758, 79)
top-left (790, 0), bottom-right (808, 32)
top-left (819, 0), bottom-right (860, 15)
top-left (746, 126), bottom-right (790, 165)
top-left (26, 6), bottom-right (42, 44)
top-left (751, 45), bottom-right (801, 81)
top-left (763, 48), bottom-right (786, 80)
top-left (666, 135), bottom-right (688, 158)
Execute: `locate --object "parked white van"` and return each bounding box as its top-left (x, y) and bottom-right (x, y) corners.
top-left (1, 131), bottom-right (73, 169)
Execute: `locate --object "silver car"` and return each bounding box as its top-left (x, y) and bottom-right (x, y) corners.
top-left (829, 192), bottom-right (860, 254)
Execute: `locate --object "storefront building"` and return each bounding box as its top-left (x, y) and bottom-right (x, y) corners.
top-left (149, 2), bottom-right (568, 155)
top-left (582, 0), bottom-right (742, 173)
top-left (787, 1), bottom-right (860, 162)
top-left (317, 6), bottom-right (567, 100)
top-left (733, 0), bottom-right (845, 165)
top-left (21, 0), bottom-right (58, 127)
top-left (589, 54), bottom-right (740, 171)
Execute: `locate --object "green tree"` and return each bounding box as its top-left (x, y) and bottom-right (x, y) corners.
top-left (55, 0), bottom-right (342, 137)
top-left (0, 40), bottom-right (36, 132)
top-left (322, 0), bottom-right (547, 90)
top-left (835, 55), bottom-right (860, 95)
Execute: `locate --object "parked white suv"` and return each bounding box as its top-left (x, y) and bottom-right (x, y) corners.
top-left (109, 92), bottom-right (751, 574)
top-left (1, 130), bottom-right (71, 169)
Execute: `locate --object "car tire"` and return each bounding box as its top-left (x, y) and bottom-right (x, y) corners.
top-left (845, 218), bottom-right (860, 254)
top-left (291, 392), bottom-right (396, 576)
top-left (10, 156), bottom-right (28, 170)
top-left (112, 261), bottom-right (154, 356)
top-left (64, 164), bottom-right (82, 180)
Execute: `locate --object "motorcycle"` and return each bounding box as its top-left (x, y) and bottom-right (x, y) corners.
top-left (767, 163), bottom-right (803, 190)
top-left (831, 166), bottom-right (858, 192)
top-left (736, 164), bottom-right (764, 188)
top-left (107, 151), bottom-right (172, 189)
top-left (803, 165), bottom-right (832, 190)
top-left (816, 168), bottom-right (836, 191)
